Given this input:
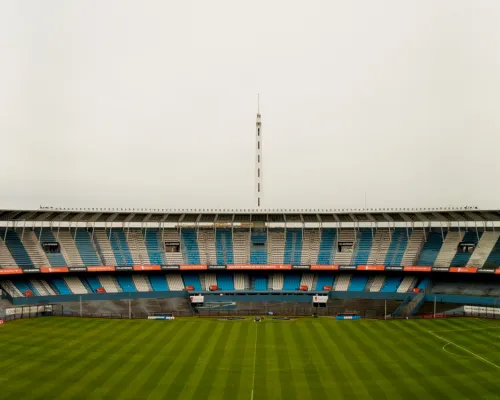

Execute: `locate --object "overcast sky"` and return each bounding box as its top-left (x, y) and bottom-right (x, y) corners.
top-left (1, 1), bottom-right (499, 211)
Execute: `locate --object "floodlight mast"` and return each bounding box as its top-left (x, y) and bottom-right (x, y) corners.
top-left (255, 95), bottom-right (263, 208)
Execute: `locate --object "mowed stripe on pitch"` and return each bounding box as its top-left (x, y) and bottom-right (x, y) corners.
top-left (1, 317), bottom-right (500, 399)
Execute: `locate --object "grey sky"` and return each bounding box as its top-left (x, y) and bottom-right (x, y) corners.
top-left (1, 0), bottom-right (499, 211)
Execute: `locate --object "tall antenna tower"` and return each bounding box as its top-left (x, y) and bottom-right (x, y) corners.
top-left (255, 95), bottom-right (263, 208)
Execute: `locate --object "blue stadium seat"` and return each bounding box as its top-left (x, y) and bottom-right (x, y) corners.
top-left (216, 230), bottom-right (234, 264)
top-left (51, 278), bottom-right (72, 295)
top-left (315, 274), bottom-right (334, 290)
top-left (33, 229), bottom-right (67, 267)
top-left (348, 276), bottom-right (368, 291)
top-left (450, 231), bottom-right (482, 266)
top-left (417, 279), bottom-right (430, 290)
top-left (253, 276), bottom-right (268, 290)
top-left (353, 229), bottom-right (373, 265)
top-left (284, 230), bottom-right (303, 264)
top-left (1, 230), bottom-right (33, 267)
top-left (117, 275), bottom-right (137, 292)
top-left (183, 273), bottom-right (202, 291)
top-left (216, 273), bottom-right (234, 290)
top-left (14, 281), bottom-right (39, 296)
top-left (417, 232), bottom-right (444, 266)
top-left (380, 277), bottom-right (402, 292)
top-left (283, 274), bottom-right (301, 290)
top-left (384, 228), bottom-right (410, 266)
top-left (250, 230), bottom-right (267, 264)
top-left (74, 229), bottom-right (101, 266)
top-left (182, 229), bottom-right (201, 264)
top-left (317, 229), bottom-right (336, 264)
top-left (149, 275), bottom-right (169, 291)
top-left (485, 236), bottom-right (500, 267)
top-left (86, 277), bottom-right (103, 292)
top-left (109, 230), bottom-right (134, 266)
top-left (144, 229), bottom-right (165, 265)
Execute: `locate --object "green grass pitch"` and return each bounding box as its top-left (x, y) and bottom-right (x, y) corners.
top-left (0, 316), bottom-right (499, 399)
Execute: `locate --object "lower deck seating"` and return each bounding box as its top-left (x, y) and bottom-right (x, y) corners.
top-left (315, 275), bottom-right (334, 290)
top-left (85, 277), bottom-right (102, 292)
top-left (183, 273), bottom-right (202, 291)
top-left (51, 278), bottom-right (71, 295)
top-left (283, 274), bottom-right (301, 290)
top-left (380, 277), bottom-right (403, 292)
top-left (253, 276), bottom-right (268, 290)
top-left (216, 274), bottom-right (234, 290)
top-left (348, 276), bottom-right (368, 291)
top-left (117, 275), bottom-right (137, 292)
top-left (149, 275), bottom-right (169, 291)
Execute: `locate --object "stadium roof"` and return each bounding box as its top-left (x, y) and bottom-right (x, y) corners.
top-left (0, 208), bottom-right (498, 224)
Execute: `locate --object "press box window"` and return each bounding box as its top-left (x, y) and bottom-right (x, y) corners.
top-left (43, 242), bottom-right (61, 253)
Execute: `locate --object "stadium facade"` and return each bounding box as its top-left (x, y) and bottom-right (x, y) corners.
top-left (0, 207), bottom-right (499, 318)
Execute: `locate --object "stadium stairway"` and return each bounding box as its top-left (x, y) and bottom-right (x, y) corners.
top-left (417, 231), bottom-right (444, 266)
top-left (450, 231), bottom-right (482, 266)
top-left (127, 230), bottom-right (150, 265)
top-left (109, 230), bottom-right (134, 266)
top-left (51, 278), bottom-right (72, 295)
top-left (143, 229), bottom-right (165, 265)
top-left (484, 235), bottom-right (500, 267)
top-left (149, 275), bottom-right (169, 291)
top-left (132, 275), bottom-right (152, 292)
top-left (117, 275), bottom-right (137, 292)
top-left (367, 275), bottom-right (385, 292)
top-left (334, 230), bottom-right (355, 265)
top-left (317, 229), bottom-right (336, 264)
top-left (181, 229), bottom-right (201, 265)
top-left (1, 280), bottom-right (23, 297)
top-left (98, 275), bottom-right (122, 293)
top-left (0, 237), bottom-right (18, 268)
top-left (215, 229), bottom-right (234, 265)
top-left (315, 274), bottom-right (334, 290)
top-left (434, 231), bottom-right (465, 268)
top-left (203, 273), bottom-right (217, 290)
top-left (397, 276), bottom-right (417, 293)
top-left (31, 279), bottom-right (56, 296)
top-left (64, 276), bottom-right (89, 294)
top-left (384, 228), bottom-right (409, 266)
top-left (93, 230), bottom-right (118, 266)
top-left (334, 275), bottom-right (351, 291)
top-left (216, 273), bottom-right (234, 290)
top-left (166, 274), bottom-right (185, 290)
top-left (74, 229), bottom-right (102, 266)
top-left (234, 273), bottom-right (249, 290)
top-left (467, 231), bottom-right (500, 267)
top-left (182, 273), bottom-right (202, 291)
top-left (300, 273), bottom-right (314, 290)
top-left (367, 229), bottom-right (391, 265)
top-left (380, 277), bottom-right (402, 292)
top-left (283, 274), bottom-right (301, 290)
top-left (348, 276), bottom-right (369, 291)
top-left (353, 229), bottom-right (373, 265)
top-left (253, 276), bottom-right (268, 290)
top-left (301, 229), bottom-right (321, 265)
top-left (163, 230), bottom-right (184, 265)
top-left (250, 230), bottom-right (267, 264)
top-left (16, 229), bottom-right (50, 267)
top-left (233, 230), bottom-right (250, 264)
top-left (1, 230), bottom-right (34, 268)
top-left (268, 230), bottom-right (285, 264)
top-left (401, 229), bottom-right (426, 266)
top-left (34, 229), bottom-right (68, 267)
top-left (56, 230), bottom-right (85, 267)
top-left (198, 230), bottom-right (217, 265)
top-left (272, 273), bottom-right (283, 290)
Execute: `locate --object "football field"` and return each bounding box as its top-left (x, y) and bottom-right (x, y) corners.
top-left (0, 316), bottom-right (499, 399)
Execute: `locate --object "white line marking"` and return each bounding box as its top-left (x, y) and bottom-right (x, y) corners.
top-left (428, 330), bottom-right (500, 370)
top-left (431, 326), bottom-right (500, 333)
top-left (251, 324), bottom-right (258, 400)
top-left (442, 343), bottom-right (475, 359)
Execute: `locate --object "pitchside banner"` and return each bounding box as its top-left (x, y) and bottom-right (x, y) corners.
top-left (227, 264), bottom-right (292, 270)
top-left (292, 265), bottom-right (310, 270)
top-left (190, 295), bottom-right (205, 303)
top-left (312, 295), bottom-right (328, 304)
top-left (207, 265), bottom-right (226, 270)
